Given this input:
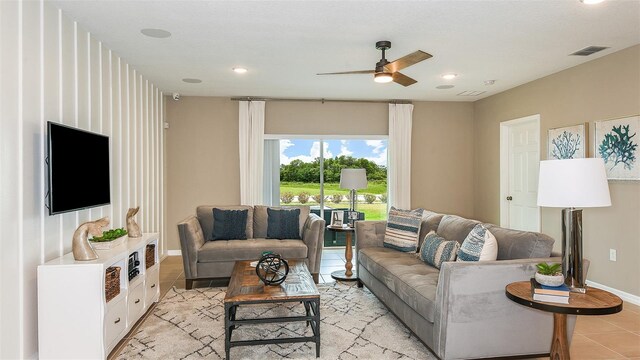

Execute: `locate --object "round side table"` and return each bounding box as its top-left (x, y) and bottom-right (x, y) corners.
top-left (326, 225), bottom-right (357, 281)
top-left (505, 281), bottom-right (622, 360)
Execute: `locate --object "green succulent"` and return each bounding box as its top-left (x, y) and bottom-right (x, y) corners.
top-left (536, 262), bottom-right (562, 276)
top-left (91, 228), bottom-right (128, 242)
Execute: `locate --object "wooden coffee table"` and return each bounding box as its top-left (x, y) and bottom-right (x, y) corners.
top-left (506, 281), bottom-right (622, 360)
top-left (223, 260), bottom-right (320, 360)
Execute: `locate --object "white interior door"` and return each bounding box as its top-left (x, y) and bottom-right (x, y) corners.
top-left (500, 115), bottom-right (540, 231)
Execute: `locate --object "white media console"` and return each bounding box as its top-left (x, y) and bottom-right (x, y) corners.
top-left (38, 233), bottom-right (160, 359)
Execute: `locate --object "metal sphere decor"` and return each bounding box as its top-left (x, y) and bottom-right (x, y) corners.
top-left (256, 253), bottom-right (289, 286)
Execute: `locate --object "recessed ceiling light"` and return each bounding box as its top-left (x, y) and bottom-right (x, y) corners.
top-left (484, 80), bottom-right (496, 86)
top-left (580, 0), bottom-right (605, 4)
top-left (233, 67), bottom-right (248, 74)
top-left (182, 78), bottom-right (202, 84)
top-left (436, 85), bottom-right (455, 90)
top-left (441, 73), bottom-right (458, 80)
top-left (140, 28), bottom-right (171, 38)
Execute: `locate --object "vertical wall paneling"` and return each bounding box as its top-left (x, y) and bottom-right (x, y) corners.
top-left (0, 2), bottom-right (165, 357)
top-left (1, 1), bottom-right (22, 358)
top-left (42, 3), bottom-right (60, 262)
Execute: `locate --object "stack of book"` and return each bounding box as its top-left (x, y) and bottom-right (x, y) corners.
top-left (530, 278), bottom-right (570, 304)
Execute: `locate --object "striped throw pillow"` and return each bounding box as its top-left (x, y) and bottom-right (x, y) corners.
top-left (457, 223), bottom-right (498, 262)
top-left (383, 207), bottom-right (424, 252)
top-left (420, 232), bottom-right (460, 269)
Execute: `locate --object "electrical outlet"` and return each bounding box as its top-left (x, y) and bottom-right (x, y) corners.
top-left (609, 249), bottom-right (617, 262)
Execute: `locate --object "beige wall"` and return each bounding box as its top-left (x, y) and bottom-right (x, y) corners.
top-left (473, 45), bottom-right (640, 296)
top-left (165, 98), bottom-right (474, 250)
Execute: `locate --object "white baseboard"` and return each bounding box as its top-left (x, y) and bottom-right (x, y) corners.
top-left (167, 250), bottom-right (182, 256)
top-left (586, 280), bottom-right (640, 306)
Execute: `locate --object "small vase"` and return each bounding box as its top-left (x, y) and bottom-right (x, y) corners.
top-left (535, 272), bottom-right (565, 287)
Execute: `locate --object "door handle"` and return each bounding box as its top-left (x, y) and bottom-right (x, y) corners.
top-left (135, 299), bottom-right (140, 304)
top-left (506, 196), bottom-right (513, 201)
top-left (114, 318), bottom-right (121, 324)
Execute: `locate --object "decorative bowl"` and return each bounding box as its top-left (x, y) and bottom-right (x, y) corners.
top-left (535, 272), bottom-right (565, 287)
top-left (90, 235), bottom-right (127, 250)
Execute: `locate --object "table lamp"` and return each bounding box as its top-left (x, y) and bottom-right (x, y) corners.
top-left (340, 169), bottom-right (368, 227)
top-left (537, 158), bottom-right (611, 293)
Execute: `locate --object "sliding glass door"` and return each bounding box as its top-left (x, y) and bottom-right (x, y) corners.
top-left (264, 136), bottom-right (388, 246)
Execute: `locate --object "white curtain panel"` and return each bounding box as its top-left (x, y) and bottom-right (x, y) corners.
top-left (388, 103), bottom-right (414, 210)
top-left (239, 100), bottom-right (265, 205)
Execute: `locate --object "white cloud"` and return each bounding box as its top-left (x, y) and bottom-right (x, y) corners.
top-left (280, 140), bottom-right (332, 165)
top-left (366, 140), bottom-right (385, 154)
top-left (366, 148), bottom-right (387, 166)
top-left (338, 140), bottom-right (353, 157)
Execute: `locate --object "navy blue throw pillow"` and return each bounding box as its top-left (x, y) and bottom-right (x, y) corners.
top-left (212, 209), bottom-right (248, 240)
top-left (266, 208), bottom-right (301, 239)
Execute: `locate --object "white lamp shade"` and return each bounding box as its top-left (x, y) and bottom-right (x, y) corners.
top-left (340, 168), bottom-right (368, 190)
top-left (537, 158), bottom-right (611, 208)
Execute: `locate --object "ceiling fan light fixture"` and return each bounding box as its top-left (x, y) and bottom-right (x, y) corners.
top-left (374, 72), bottom-right (393, 83)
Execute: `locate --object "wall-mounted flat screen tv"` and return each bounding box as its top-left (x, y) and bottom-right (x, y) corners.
top-left (47, 122), bottom-right (110, 215)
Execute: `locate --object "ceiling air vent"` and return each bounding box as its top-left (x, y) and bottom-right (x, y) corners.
top-left (570, 46), bottom-right (609, 56)
top-left (457, 90), bottom-right (486, 96)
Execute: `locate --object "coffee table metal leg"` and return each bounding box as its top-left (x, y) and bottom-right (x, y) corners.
top-left (304, 301), bottom-right (311, 327)
top-left (551, 313), bottom-right (570, 360)
top-left (224, 303), bottom-right (232, 360)
top-left (311, 299), bottom-right (320, 357)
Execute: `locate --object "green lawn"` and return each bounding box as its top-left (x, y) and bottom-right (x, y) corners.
top-left (279, 182), bottom-right (388, 220)
top-left (280, 181), bottom-right (387, 195)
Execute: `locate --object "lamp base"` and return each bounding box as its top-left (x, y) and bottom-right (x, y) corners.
top-left (562, 208), bottom-right (586, 293)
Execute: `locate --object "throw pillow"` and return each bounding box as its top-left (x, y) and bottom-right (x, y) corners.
top-left (457, 223), bottom-right (498, 262)
top-left (383, 207), bottom-right (424, 252)
top-left (420, 232), bottom-right (460, 269)
top-left (211, 208), bottom-right (248, 240)
top-left (267, 208), bottom-right (301, 239)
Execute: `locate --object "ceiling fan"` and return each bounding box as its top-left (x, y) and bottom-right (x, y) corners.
top-left (317, 41), bottom-right (432, 87)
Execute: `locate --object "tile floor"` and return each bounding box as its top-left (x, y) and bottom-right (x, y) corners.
top-left (110, 249), bottom-right (640, 359)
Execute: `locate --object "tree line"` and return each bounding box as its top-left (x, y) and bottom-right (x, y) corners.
top-left (280, 156), bottom-right (387, 183)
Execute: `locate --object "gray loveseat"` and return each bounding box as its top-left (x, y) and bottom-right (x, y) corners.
top-left (356, 211), bottom-right (583, 360)
top-left (178, 205), bottom-right (325, 288)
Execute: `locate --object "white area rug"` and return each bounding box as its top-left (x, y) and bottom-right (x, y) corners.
top-left (118, 282), bottom-right (436, 359)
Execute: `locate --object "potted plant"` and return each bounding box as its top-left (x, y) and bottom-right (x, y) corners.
top-left (90, 228), bottom-right (128, 250)
top-left (535, 262), bottom-right (565, 287)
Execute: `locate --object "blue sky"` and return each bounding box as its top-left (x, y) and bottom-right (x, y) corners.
top-left (280, 139), bottom-right (387, 166)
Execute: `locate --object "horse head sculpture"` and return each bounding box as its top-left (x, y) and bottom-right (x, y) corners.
top-left (126, 207), bottom-right (142, 238)
top-left (72, 217), bottom-right (110, 261)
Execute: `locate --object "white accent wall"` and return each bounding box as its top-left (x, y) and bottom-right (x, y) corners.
top-left (0, 1), bottom-right (165, 358)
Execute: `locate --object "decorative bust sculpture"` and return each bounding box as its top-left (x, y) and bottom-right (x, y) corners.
top-left (126, 207), bottom-right (142, 238)
top-left (72, 217), bottom-right (110, 261)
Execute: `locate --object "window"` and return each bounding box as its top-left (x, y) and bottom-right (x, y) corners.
top-left (264, 136), bottom-right (388, 246)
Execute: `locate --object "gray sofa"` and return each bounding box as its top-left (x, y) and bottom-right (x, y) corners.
top-left (178, 205), bottom-right (325, 288)
top-left (355, 211), bottom-right (583, 360)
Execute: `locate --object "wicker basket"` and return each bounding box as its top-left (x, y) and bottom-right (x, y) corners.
top-left (145, 244), bottom-right (156, 269)
top-left (105, 266), bottom-right (121, 302)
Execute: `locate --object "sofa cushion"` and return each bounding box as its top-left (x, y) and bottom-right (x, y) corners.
top-left (197, 205), bottom-right (253, 240)
top-left (383, 207), bottom-right (424, 252)
top-left (456, 224), bottom-right (498, 262)
top-left (197, 239), bottom-right (308, 263)
top-left (418, 211), bottom-right (445, 249)
top-left (358, 247), bottom-right (439, 322)
top-left (254, 205), bottom-right (310, 238)
top-left (484, 224), bottom-right (555, 260)
top-left (267, 208), bottom-right (301, 239)
top-left (436, 215), bottom-right (480, 244)
top-left (212, 209), bottom-right (248, 240)
top-left (420, 232), bottom-right (460, 269)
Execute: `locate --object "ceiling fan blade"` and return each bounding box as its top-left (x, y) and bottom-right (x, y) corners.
top-left (317, 70), bottom-right (375, 75)
top-left (385, 50), bottom-right (432, 73)
top-left (392, 72), bottom-right (417, 87)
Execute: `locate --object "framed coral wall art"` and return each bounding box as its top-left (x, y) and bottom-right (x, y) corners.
top-left (548, 123), bottom-right (588, 159)
top-left (595, 115), bottom-right (640, 180)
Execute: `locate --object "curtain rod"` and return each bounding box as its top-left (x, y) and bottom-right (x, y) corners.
top-left (230, 96), bottom-right (412, 105)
